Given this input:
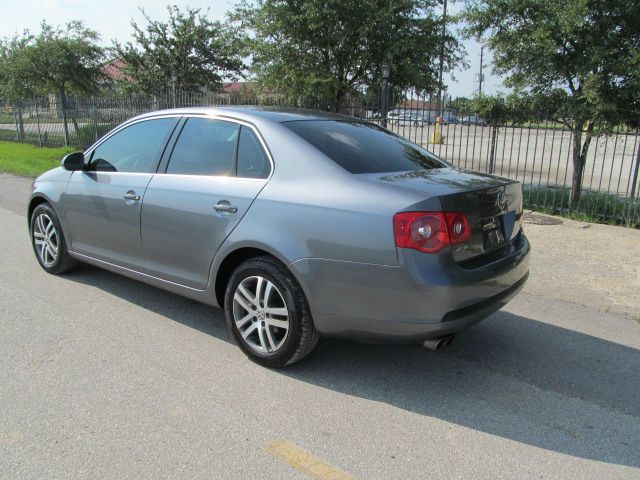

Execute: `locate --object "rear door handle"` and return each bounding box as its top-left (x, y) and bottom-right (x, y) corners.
top-left (214, 201), bottom-right (238, 213)
top-left (123, 191), bottom-right (141, 201)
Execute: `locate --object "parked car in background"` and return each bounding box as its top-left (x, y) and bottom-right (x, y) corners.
top-left (441, 114), bottom-right (459, 125)
top-left (392, 114), bottom-right (428, 127)
top-left (460, 115), bottom-right (487, 125)
top-left (28, 107), bottom-right (530, 367)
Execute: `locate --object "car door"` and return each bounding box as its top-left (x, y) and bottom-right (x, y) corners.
top-left (139, 117), bottom-right (272, 289)
top-left (63, 116), bottom-right (180, 269)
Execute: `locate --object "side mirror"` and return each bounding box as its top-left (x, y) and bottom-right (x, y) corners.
top-left (61, 152), bottom-right (85, 171)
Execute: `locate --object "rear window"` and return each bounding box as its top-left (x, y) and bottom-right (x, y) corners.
top-left (282, 120), bottom-right (446, 174)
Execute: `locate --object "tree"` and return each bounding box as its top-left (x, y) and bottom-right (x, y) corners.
top-left (468, 93), bottom-right (533, 173)
top-left (0, 21), bottom-right (104, 144)
top-left (464, 0), bottom-right (640, 207)
top-left (449, 96), bottom-right (473, 114)
top-left (114, 6), bottom-right (245, 95)
top-left (232, 0), bottom-right (463, 110)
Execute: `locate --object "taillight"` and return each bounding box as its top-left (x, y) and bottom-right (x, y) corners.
top-left (393, 211), bottom-right (470, 254)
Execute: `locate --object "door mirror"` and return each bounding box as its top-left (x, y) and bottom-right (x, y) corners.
top-left (61, 152), bottom-right (85, 171)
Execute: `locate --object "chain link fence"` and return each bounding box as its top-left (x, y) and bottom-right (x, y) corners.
top-left (1, 90), bottom-right (638, 226)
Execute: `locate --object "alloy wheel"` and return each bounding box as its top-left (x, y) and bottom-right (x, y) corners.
top-left (232, 275), bottom-right (289, 354)
top-left (32, 213), bottom-right (58, 267)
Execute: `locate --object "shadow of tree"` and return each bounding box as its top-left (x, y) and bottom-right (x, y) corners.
top-left (63, 265), bottom-right (640, 468)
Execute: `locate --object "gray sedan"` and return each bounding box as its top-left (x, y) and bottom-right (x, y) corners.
top-left (28, 107), bottom-right (530, 367)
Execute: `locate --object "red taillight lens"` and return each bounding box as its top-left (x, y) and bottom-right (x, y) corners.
top-left (444, 212), bottom-right (470, 245)
top-left (393, 211), bottom-right (470, 254)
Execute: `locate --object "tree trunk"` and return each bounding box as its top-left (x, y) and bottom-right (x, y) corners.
top-left (569, 122), bottom-right (594, 209)
top-left (16, 106), bottom-right (25, 141)
top-left (334, 88), bottom-right (346, 114)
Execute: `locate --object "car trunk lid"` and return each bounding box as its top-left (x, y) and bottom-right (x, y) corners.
top-left (365, 168), bottom-right (524, 263)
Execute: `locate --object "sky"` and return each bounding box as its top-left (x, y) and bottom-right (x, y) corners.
top-left (0, 0), bottom-right (503, 98)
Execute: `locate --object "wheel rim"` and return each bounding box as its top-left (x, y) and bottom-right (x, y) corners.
top-left (32, 213), bottom-right (59, 267)
top-left (232, 275), bottom-right (289, 354)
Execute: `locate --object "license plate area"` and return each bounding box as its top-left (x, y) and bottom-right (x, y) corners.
top-left (482, 216), bottom-right (506, 250)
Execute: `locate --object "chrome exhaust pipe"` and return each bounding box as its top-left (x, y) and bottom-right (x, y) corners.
top-left (423, 335), bottom-right (455, 351)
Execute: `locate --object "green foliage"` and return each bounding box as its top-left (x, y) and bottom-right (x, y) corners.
top-left (0, 141), bottom-right (74, 177)
top-left (232, 0), bottom-right (463, 108)
top-left (464, 0), bottom-right (637, 128)
top-left (464, 0), bottom-right (640, 206)
top-left (449, 96), bottom-right (473, 114)
top-left (114, 6), bottom-right (245, 95)
top-left (0, 21), bottom-right (104, 100)
top-left (468, 93), bottom-right (533, 124)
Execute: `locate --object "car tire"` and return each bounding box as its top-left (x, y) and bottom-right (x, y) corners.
top-left (224, 256), bottom-right (319, 368)
top-left (30, 203), bottom-right (77, 275)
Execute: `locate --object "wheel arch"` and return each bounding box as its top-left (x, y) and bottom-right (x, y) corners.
top-left (27, 195), bottom-right (51, 224)
top-left (213, 245), bottom-right (290, 308)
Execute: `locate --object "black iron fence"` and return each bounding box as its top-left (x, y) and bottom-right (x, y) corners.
top-left (1, 90), bottom-right (639, 226)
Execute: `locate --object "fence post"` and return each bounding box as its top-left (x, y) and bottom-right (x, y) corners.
top-left (488, 123), bottom-right (499, 174)
top-left (13, 108), bottom-right (20, 142)
top-left (59, 87), bottom-right (70, 147)
top-left (35, 101), bottom-right (43, 147)
top-left (91, 96), bottom-right (99, 143)
top-left (627, 137), bottom-right (640, 224)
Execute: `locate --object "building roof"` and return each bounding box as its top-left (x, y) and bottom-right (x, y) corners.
top-left (222, 82), bottom-right (253, 94)
top-left (395, 99), bottom-right (439, 110)
top-left (101, 59), bottom-right (129, 82)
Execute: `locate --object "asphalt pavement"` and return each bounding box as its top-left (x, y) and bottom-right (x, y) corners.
top-left (1, 173), bottom-right (639, 479)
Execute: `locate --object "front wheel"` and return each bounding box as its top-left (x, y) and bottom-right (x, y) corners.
top-left (224, 256), bottom-right (319, 367)
top-left (30, 203), bottom-right (77, 274)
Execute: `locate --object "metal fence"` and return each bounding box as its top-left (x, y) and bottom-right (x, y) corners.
top-left (1, 90), bottom-right (639, 226)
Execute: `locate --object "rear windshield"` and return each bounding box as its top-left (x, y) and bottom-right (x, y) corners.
top-left (282, 120), bottom-right (446, 174)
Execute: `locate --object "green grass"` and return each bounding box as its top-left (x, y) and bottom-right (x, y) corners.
top-left (524, 186), bottom-right (640, 228)
top-left (0, 141), bottom-right (75, 177)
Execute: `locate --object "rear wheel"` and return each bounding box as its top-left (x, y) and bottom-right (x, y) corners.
top-left (30, 203), bottom-right (76, 274)
top-left (224, 256), bottom-right (319, 367)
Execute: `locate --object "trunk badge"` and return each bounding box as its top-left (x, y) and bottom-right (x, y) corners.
top-left (496, 188), bottom-right (507, 210)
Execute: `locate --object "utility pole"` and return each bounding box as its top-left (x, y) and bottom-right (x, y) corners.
top-left (437, 0), bottom-right (448, 119)
top-left (478, 45), bottom-right (484, 96)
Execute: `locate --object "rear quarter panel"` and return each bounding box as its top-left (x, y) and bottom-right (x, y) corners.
top-left (217, 119), bottom-right (434, 267)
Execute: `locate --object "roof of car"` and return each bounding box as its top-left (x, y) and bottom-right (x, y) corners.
top-left (134, 106), bottom-right (356, 124)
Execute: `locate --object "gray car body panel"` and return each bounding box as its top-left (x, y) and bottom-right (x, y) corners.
top-left (29, 106), bottom-right (530, 341)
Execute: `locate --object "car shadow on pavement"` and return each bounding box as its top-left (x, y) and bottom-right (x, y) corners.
top-left (64, 265), bottom-right (640, 469)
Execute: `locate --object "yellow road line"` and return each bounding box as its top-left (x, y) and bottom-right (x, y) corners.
top-left (266, 440), bottom-right (356, 480)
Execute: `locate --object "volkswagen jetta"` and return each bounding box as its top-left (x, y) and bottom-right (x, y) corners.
top-left (28, 107), bottom-right (530, 367)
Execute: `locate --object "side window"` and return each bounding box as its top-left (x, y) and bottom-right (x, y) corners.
top-left (89, 118), bottom-right (177, 173)
top-left (237, 126), bottom-right (271, 179)
top-left (167, 118), bottom-right (239, 176)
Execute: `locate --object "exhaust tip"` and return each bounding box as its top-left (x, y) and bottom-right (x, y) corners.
top-left (423, 335), bottom-right (455, 351)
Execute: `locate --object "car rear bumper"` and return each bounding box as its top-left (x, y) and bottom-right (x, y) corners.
top-left (289, 231), bottom-right (530, 341)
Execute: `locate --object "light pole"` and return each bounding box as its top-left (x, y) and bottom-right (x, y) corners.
top-left (437, 0), bottom-right (447, 120)
top-left (380, 63), bottom-right (390, 128)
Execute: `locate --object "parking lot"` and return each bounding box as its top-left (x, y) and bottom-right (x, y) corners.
top-left (1, 173), bottom-right (639, 479)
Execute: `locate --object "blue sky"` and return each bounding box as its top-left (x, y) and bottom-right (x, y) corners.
top-left (1, 0), bottom-right (503, 98)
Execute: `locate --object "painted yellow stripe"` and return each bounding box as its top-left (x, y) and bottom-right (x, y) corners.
top-left (266, 440), bottom-right (356, 480)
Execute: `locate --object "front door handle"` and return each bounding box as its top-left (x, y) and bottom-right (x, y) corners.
top-left (214, 201), bottom-right (238, 213)
top-left (123, 191), bottom-right (141, 201)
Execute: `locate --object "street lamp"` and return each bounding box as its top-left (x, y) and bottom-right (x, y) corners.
top-left (380, 63), bottom-right (390, 128)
